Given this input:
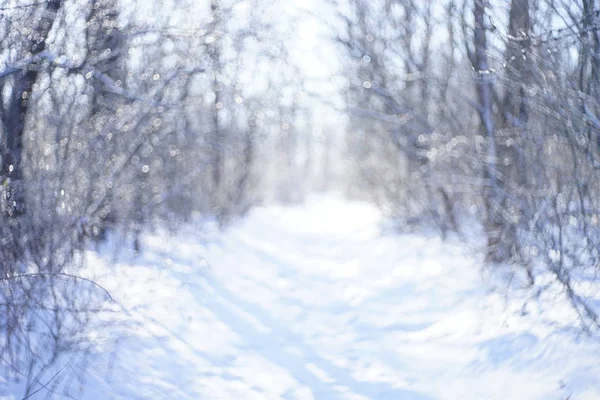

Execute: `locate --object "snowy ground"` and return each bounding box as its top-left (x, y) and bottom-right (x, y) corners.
top-left (7, 195), bottom-right (600, 399)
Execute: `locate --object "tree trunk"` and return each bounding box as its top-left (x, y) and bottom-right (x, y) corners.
top-left (472, 0), bottom-right (507, 262)
top-left (502, 0), bottom-right (530, 186)
top-left (1, 0), bottom-right (63, 216)
top-left (210, 0), bottom-right (223, 191)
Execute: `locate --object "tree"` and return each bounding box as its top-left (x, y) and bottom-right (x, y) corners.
top-left (1, 0), bottom-right (63, 216)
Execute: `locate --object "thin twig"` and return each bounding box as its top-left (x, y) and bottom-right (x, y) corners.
top-left (1, 272), bottom-right (114, 302)
top-left (22, 362), bottom-right (70, 400)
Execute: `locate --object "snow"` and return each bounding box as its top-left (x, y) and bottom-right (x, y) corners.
top-left (7, 195), bottom-right (600, 399)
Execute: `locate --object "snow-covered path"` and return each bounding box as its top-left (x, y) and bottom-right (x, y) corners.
top-left (22, 196), bottom-right (600, 399)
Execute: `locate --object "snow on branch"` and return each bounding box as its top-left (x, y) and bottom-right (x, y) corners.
top-left (0, 50), bottom-right (205, 107)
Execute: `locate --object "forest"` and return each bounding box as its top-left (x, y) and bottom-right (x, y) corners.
top-left (1, 0), bottom-right (600, 398)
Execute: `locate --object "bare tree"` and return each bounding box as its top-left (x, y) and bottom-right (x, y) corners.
top-left (1, 0), bottom-right (63, 216)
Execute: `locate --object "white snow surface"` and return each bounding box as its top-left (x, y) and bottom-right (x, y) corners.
top-left (8, 195), bottom-right (600, 399)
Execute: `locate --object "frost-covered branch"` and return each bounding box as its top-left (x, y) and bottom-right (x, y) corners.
top-left (0, 50), bottom-right (204, 107)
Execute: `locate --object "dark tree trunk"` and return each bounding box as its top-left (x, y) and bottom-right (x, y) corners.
top-left (1, 0), bottom-right (63, 216)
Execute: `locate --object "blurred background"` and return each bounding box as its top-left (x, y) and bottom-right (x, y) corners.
top-left (2, 0), bottom-right (600, 398)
